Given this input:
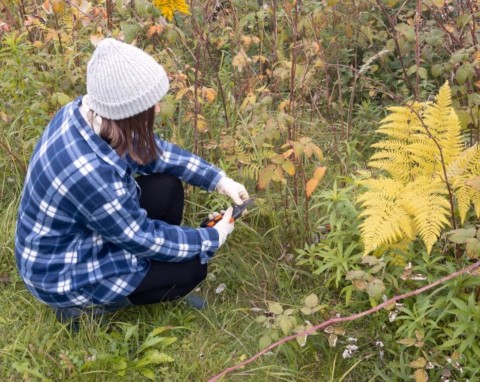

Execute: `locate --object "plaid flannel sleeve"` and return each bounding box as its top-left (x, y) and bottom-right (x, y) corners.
top-left (135, 137), bottom-right (225, 191)
top-left (84, 183), bottom-right (220, 264)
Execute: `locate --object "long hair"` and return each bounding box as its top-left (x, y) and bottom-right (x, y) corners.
top-left (100, 106), bottom-right (159, 165)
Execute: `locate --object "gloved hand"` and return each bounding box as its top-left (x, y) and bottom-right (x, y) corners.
top-left (213, 207), bottom-right (234, 247)
top-left (216, 176), bottom-right (249, 205)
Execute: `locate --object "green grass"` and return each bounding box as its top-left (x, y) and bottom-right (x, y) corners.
top-left (0, 193), bottom-right (371, 381)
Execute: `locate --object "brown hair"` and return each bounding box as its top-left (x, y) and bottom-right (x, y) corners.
top-left (100, 106), bottom-right (159, 165)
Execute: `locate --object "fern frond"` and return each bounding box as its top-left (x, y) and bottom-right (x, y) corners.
top-left (359, 197), bottom-right (414, 255)
top-left (448, 145), bottom-right (480, 222)
top-left (401, 178), bottom-right (451, 253)
top-left (423, 82), bottom-right (463, 166)
top-left (357, 178), bottom-right (415, 254)
top-left (471, 188), bottom-right (480, 218)
top-left (357, 83), bottom-right (465, 256)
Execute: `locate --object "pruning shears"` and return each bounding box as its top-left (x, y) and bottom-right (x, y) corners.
top-left (200, 198), bottom-right (255, 228)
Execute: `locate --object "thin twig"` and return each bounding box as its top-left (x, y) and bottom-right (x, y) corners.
top-left (207, 260), bottom-right (480, 382)
top-left (414, 0), bottom-right (422, 99)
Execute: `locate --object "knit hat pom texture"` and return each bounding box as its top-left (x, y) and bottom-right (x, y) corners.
top-left (87, 38), bottom-right (169, 120)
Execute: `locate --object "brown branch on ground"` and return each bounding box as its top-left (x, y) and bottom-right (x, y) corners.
top-left (207, 260), bottom-right (480, 382)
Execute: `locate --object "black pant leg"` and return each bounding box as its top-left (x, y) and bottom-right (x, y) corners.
top-left (129, 173), bottom-right (207, 306)
top-left (128, 258), bottom-right (208, 305)
top-left (136, 173), bottom-right (184, 224)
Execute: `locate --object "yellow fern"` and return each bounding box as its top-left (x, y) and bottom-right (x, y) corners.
top-left (448, 144), bottom-right (480, 222)
top-left (357, 82), bottom-right (472, 255)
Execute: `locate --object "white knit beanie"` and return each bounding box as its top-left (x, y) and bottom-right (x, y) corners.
top-left (86, 38), bottom-right (169, 120)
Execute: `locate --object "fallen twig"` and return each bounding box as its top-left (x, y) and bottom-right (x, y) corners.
top-left (208, 260), bottom-right (480, 382)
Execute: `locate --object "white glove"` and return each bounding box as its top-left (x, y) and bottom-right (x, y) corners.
top-left (213, 207), bottom-right (234, 247)
top-left (216, 177), bottom-right (249, 205)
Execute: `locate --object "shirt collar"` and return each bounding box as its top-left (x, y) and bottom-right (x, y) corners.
top-left (71, 96), bottom-right (128, 178)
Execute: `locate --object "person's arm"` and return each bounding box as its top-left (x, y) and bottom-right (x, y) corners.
top-left (134, 136), bottom-right (250, 204)
top-left (83, 183), bottom-right (221, 264)
top-left (134, 136), bottom-right (224, 191)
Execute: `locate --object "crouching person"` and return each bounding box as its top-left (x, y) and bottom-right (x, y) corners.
top-left (14, 39), bottom-right (248, 326)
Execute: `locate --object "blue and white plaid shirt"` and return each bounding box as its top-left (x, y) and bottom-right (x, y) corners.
top-left (15, 97), bottom-right (224, 308)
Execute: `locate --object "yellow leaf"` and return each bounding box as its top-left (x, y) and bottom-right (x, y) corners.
top-left (175, 87), bottom-right (191, 101)
top-left (271, 154), bottom-right (285, 165)
top-left (306, 178), bottom-right (319, 198)
top-left (52, 0), bottom-right (65, 14)
top-left (282, 148), bottom-right (294, 159)
top-left (196, 114), bottom-right (208, 133)
top-left (282, 160), bottom-right (295, 176)
top-left (410, 357), bottom-right (427, 369)
top-left (413, 369), bottom-right (428, 382)
top-left (147, 25), bottom-right (164, 38)
top-left (278, 99), bottom-right (290, 112)
top-left (291, 141), bottom-right (304, 159)
top-left (258, 165), bottom-right (275, 189)
top-left (252, 55), bottom-right (268, 64)
top-left (272, 165), bottom-right (284, 182)
top-left (240, 92), bottom-right (256, 112)
top-left (241, 35), bottom-right (252, 47)
top-left (311, 144), bottom-right (324, 161)
top-left (304, 143), bottom-right (313, 158)
top-left (202, 87), bottom-right (217, 103)
top-left (313, 166), bottom-right (327, 181)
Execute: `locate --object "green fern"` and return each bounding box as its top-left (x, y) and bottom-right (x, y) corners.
top-left (358, 82), bottom-right (479, 255)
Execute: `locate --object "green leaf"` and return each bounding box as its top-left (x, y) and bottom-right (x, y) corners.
top-left (397, 338), bottom-right (416, 347)
top-left (456, 64), bottom-right (474, 85)
top-left (268, 301), bottom-right (283, 315)
top-left (159, 95), bottom-right (177, 119)
top-left (138, 368), bottom-right (156, 380)
top-left (120, 22), bottom-right (141, 44)
top-left (259, 334), bottom-right (272, 349)
top-left (277, 315), bottom-right (295, 335)
top-left (135, 350), bottom-right (175, 368)
top-left (255, 315), bottom-right (267, 323)
top-left (431, 64), bottom-right (444, 78)
top-left (395, 23), bottom-right (416, 42)
top-left (446, 228), bottom-right (476, 244)
top-left (51, 92), bottom-right (72, 106)
top-left (137, 337), bottom-right (177, 355)
top-left (417, 67), bottom-right (428, 80)
top-left (134, 0), bottom-right (147, 15)
top-left (345, 270), bottom-right (368, 281)
top-left (124, 323), bottom-right (139, 342)
top-left (304, 293), bottom-right (319, 308)
top-left (407, 64), bottom-right (418, 76)
top-left (367, 279), bottom-right (385, 299)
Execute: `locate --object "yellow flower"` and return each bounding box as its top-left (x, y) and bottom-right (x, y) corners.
top-left (152, 0), bottom-right (191, 21)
